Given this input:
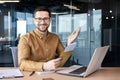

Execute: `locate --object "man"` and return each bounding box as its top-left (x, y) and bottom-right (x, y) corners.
top-left (18, 6), bottom-right (80, 72)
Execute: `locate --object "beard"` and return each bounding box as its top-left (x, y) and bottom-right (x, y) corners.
top-left (37, 24), bottom-right (49, 32)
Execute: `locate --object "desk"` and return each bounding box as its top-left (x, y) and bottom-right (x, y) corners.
top-left (0, 67), bottom-right (120, 80)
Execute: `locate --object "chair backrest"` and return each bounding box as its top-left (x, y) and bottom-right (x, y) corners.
top-left (10, 47), bottom-right (18, 67)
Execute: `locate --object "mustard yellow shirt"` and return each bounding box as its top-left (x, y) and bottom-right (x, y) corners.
top-left (18, 28), bottom-right (72, 71)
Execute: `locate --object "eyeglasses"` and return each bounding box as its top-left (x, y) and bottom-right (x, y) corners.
top-left (34, 17), bottom-right (50, 22)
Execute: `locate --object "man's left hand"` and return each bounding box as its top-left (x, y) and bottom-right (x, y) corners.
top-left (67, 27), bottom-right (81, 46)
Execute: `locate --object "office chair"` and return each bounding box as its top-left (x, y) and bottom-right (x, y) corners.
top-left (10, 47), bottom-right (18, 67)
top-left (15, 34), bottom-right (21, 46)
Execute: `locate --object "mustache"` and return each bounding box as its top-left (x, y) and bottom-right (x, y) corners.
top-left (39, 23), bottom-right (47, 25)
top-left (38, 24), bottom-right (48, 26)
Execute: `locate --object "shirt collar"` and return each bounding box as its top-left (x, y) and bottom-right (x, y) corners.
top-left (34, 28), bottom-right (50, 39)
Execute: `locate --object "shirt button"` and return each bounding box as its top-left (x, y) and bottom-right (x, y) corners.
top-left (46, 49), bottom-right (48, 51)
top-left (47, 58), bottom-right (49, 60)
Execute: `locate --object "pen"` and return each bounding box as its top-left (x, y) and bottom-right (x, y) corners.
top-left (29, 71), bottom-right (35, 76)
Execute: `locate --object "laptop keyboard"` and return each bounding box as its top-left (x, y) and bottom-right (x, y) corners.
top-left (69, 67), bottom-right (87, 74)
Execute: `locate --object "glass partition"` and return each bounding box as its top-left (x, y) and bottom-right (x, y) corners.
top-left (49, 1), bottom-right (102, 66)
top-left (13, 0), bottom-right (102, 66)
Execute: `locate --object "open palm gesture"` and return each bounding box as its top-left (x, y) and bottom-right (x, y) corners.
top-left (67, 27), bottom-right (81, 46)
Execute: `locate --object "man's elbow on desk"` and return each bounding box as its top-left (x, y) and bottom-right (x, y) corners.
top-left (19, 61), bottom-right (45, 72)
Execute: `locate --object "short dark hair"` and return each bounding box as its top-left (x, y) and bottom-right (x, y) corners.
top-left (33, 6), bottom-right (51, 18)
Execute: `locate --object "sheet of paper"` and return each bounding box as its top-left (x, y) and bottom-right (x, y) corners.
top-left (64, 42), bottom-right (77, 52)
top-left (35, 70), bottom-right (55, 75)
top-left (0, 68), bottom-right (23, 79)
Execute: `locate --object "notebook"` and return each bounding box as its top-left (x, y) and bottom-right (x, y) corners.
top-left (56, 45), bottom-right (109, 77)
top-left (64, 42), bottom-right (77, 52)
top-left (0, 68), bottom-right (23, 79)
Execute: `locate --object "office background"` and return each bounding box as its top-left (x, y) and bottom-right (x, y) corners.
top-left (0, 0), bottom-right (120, 67)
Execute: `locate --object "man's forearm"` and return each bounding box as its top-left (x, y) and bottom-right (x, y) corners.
top-left (19, 60), bottom-right (44, 72)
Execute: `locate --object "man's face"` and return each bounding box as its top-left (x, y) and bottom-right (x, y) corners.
top-left (34, 11), bottom-right (51, 32)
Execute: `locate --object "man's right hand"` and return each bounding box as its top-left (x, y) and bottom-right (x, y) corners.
top-left (43, 58), bottom-right (62, 71)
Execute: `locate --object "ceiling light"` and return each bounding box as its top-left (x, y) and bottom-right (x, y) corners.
top-left (64, 4), bottom-right (80, 11)
top-left (93, 8), bottom-right (95, 11)
top-left (51, 12), bottom-right (68, 14)
top-left (109, 10), bottom-right (112, 13)
top-left (111, 16), bottom-right (114, 19)
top-left (0, 0), bottom-right (20, 3)
top-left (106, 17), bottom-right (109, 19)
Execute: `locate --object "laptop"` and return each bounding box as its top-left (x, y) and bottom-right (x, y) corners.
top-left (57, 45), bottom-right (109, 77)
